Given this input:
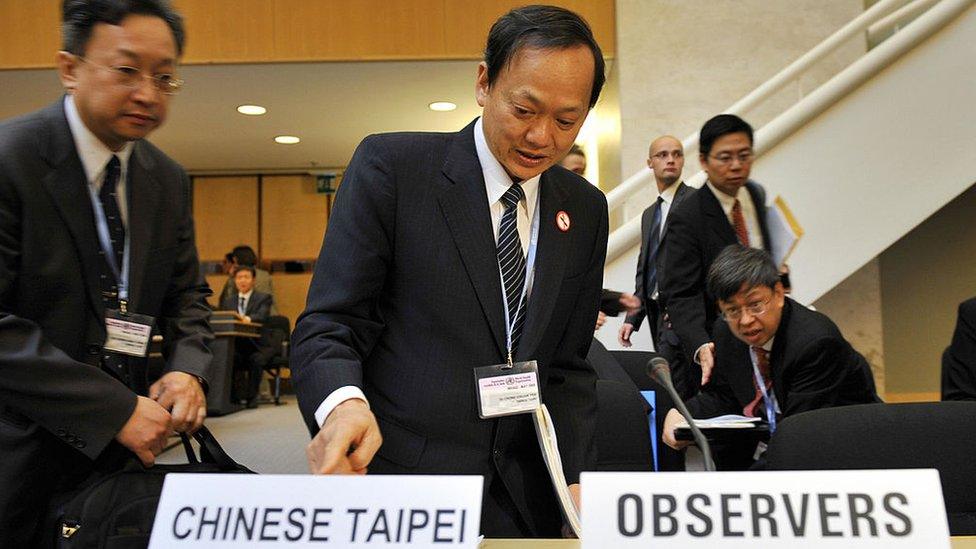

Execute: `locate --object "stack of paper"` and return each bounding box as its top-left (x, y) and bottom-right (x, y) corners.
top-left (675, 415), bottom-right (763, 429)
top-left (766, 195), bottom-right (804, 267)
top-left (531, 404), bottom-right (581, 537)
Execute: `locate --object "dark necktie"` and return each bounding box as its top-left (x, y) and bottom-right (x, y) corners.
top-left (239, 296), bottom-right (246, 315)
top-left (731, 198), bottom-right (750, 247)
top-left (644, 196), bottom-right (664, 297)
top-left (497, 183), bottom-right (526, 355)
top-left (99, 155), bottom-right (125, 273)
top-left (743, 346), bottom-right (772, 418)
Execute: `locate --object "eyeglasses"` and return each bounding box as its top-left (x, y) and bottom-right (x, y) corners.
top-left (720, 298), bottom-right (770, 322)
top-left (651, 150), bottom-right (683, 160)
top-left (709, 151), bottom-right (754, 166)
top-left (77, 56), bottom-right (184, 95)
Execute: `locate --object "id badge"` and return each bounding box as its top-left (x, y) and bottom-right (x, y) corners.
top-left (473, 360), bottom-right (541, 419)
top-left (103, 309), bottom-right (154, 357)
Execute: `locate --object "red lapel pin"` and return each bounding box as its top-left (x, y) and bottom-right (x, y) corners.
top-left (556, 210), bottom-right (571, 232)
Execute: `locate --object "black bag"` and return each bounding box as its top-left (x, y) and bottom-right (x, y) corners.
top-left (45, 426), bottom-right (253, 548)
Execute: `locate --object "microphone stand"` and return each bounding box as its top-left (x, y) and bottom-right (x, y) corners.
top-left (647, 357), bottom-right (716, 472)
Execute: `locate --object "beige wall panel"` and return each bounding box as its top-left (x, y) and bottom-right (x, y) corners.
top-left (0, 1), bottom-right (60, 69)
top-left (192, 176), bottom-right (259, 261)
top-left (175, 0), bottom-right (276, 63)
top-left (272, 273), bottom-right (313, 325)
top-left (272, 0), bottom-right (448, 61)
top-left (442, 0), bottom-right (615, 58)
top-left (260, 175), bottom-right (328, 260)
top-left (205, 273), bottom-right (230, 307)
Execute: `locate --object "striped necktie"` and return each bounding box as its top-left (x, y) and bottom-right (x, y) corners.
top-left (99, 155), bottom-right (125, 273)
top-left (743, 346), bottom-right (772, 418)
top-left (497, 183), bottom-right (526, 355)
top-left (731, 198), bottom-right (750, 247)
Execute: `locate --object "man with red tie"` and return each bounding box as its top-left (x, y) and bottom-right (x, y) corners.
top-left (661, 246), bottom-right (879, 466)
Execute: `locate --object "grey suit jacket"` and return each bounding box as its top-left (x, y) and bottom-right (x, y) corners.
top-left (291, 120), bottom-right (607, 536)
top-left (625, 181), bottom-right (692, 331)
top-left (221, 290), bottom-right (273, 323)
top-left (0, 100), bottom-right (213, 541)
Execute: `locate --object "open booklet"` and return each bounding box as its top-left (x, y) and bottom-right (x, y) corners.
top-left (531, 404), bottom-right (581, 538)
top-left (675, 414), bottom-right (763, 429)
top-left (766, 195), bottom-right (805, 267)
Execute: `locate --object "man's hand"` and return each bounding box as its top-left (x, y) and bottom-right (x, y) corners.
top-left (697, 342), bottom-right (715, 386)
top-left (307, 399), bottom-right (382, 475)
top-left (594, 311), bottom-right (607, 331)
top-left (618, 323), bottom-right (634, 348)
top-left (618, 293), bottom-right (641, 315)
top-left (115, 396), bottom-right (172, 467)
top-left (149, 371), bottom-right (206, 433)
top-left (662, 408), bottom-right (691, 451)
top-left (561, 483), bottom-right (582, 538)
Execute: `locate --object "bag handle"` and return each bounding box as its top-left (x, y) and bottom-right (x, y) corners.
top-left (178, 426), bottom-right (244, 471)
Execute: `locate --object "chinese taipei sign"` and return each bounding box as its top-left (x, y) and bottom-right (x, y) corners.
top-left (581, 470), bottom-right (950, 548)
top-left (149, 475), bottom-right (482, 548)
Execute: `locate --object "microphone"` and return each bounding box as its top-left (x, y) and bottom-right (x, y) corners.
top-left (647, 357), bottom-right (716, 472)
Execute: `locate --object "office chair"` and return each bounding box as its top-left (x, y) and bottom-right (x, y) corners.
top-left (249, 315), bottom-right (291, 405)
top-left (764, 401), bottom-right (976, 535)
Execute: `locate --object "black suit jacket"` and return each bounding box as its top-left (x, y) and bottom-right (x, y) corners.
top-left (291, 120), bottom-right (607, 536)
top-left (686, 298), bottom-right (880, 420)
top-left (220, 290), bottom-right (272, 323)
top-left (659, 181), bottom-right (772, 362)
top-left (943, 298), bottom-right (976, 401)
top-left (0, 100), bottom-right (213, 542)
top-left (626, 181), bottom-right (692, 333)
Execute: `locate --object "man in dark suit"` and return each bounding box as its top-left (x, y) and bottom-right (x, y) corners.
top-left (943, 297), bottom-right (976, 401)
top-left (218, 244), bottom-right (278, 315)
top-left (292, 6), bottom-right (607, 538)
top-left (659, 114), bottom-right (773, 398)
top-left (662, 246), bottom-right (880, 463)
top-left (220, 265), bottom-right (272, 407)
top-left (620, 136), bottom-right (692, 359)
top-left (0, 1), bottom-right (212, 544)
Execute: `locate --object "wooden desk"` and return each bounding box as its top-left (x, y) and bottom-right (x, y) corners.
top-left (480, 537), bottom-right (976, 548)
top-left (207, 320), bottom-right (260, 416)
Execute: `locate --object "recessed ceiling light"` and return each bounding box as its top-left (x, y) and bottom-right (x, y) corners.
top-left (237, 104), bottom-right (267, 115)
top-left (274, 135), bottom-right (300, 145)
top-left (428, 101), bottom-right (457, 112)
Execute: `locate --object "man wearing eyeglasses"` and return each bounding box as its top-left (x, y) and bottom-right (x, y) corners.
top-left (658, 114), bottom-right (775, 398)
top-left (0, 1), bottom-right (211, 543)
top-left (661, 246), bottom-right (879, 466)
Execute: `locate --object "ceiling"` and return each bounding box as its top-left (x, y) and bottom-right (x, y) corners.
top-left (0, 59), bottom-right (486, 173)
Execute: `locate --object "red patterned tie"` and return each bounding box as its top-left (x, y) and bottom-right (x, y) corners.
top-left (743, 346), bottom-right (772, 417)
top-left (731, 199), bottom-right (750, 247)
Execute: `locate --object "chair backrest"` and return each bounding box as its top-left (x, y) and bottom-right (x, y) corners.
top-left (595, 379), bottom-right (653, 472)
top-left (764, 401), bottom-right (976, 535)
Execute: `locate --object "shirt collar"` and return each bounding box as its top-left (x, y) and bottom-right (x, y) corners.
top-left (64, 95), bottom-right (134, 185)
top-left (705, 180), bottom-right (747, 217)
top-left (239, 289), bottom-right (253, 300)
top-left (658, 181), bottom-right (682, 205)
top-left (474, 117), bottom-right (541, 210)
top-left (761, 335), bottom-right (775, 352)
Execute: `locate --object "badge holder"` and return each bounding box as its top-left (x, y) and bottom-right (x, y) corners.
top-left (473, 360), bottom-right (541, 419)
top-left (103, 301), bottom-right (155, 357)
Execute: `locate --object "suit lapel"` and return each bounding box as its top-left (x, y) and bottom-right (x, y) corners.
top-left (517, 170), bottom-right (570, 360)
top-left (701, 184), bottom-right (738, 245)
top-left (437, 124), bottom-right (508, 357)
top-left (37, 103), bottom-right (107, 319)
top-left (746, 182), bottom-right (772, 253)
top-left (659, 181), bottom-right (689, 239)
top-left (125, 143), bottom-right (159, 311)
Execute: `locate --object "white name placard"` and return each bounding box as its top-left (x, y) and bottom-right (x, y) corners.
top-left (149, 474), bottom-right (483, 548)
top-left (581, 470), bottom-right (949, 548)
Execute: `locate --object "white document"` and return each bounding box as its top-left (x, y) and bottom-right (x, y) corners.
top-left (675, 415), bottom-right (762, 429)
top-left (766, 195), bottom-right (804, 266)
top-left (531, 404), bottom-right (581, 537)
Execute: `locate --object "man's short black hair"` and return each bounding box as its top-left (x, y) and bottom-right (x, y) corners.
top-left (485, 5), bottom-right (605, 108)
top-left (234, 265), bottom-right (256, 278)
top-left (62, 0), bottom-right (185, 56)
top-left (232, 245), bottom-right (258, 267)
top-left (567, 143), bottom-right (585, 158)
top-left (699, 114), bottom-right (753, 157)
top-left (707, 245), bottom-right (780, 303)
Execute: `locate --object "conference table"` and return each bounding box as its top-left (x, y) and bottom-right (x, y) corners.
top-left (207, 312), bottom-right (262, 416)
top-left (480, 538), bottom-right (976, 548)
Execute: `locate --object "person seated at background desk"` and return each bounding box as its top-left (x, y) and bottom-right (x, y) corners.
top-left (943, 297), bottom-right (976, 401)
top-left (662, 245), bottom-right (880, 464)
top-left (219, 245), bottom-right (277, 315)
top-left (219, 266), bottom-right (272, 408)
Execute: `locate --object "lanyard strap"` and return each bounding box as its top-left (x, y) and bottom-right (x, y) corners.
top-left (499, 193), bottom-right (541, 364)
top-left (85, 180), bottom-right (130, 303)
top-left (750, 347), bottom-right (778, 433)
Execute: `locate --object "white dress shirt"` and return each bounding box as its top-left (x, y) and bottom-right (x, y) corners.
top-left (705, 181), bottom-right (765, 250)
top-left (237, 289), bottom-right (253, 315)
top-left (656, 181), bottom-right (682, 242)
top-left (64, 95), bottom-right (134, 227)
top-left (314, 118), bottom-right (543, 427)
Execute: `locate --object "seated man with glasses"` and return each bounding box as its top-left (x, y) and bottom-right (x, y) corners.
top-left (662, 245), bottom-right (880, 467)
